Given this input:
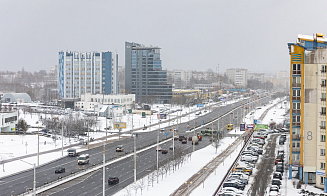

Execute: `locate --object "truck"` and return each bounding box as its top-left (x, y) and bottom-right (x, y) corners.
top-left (78, 154), bottom-right (90, 165)
top-left (67, 149), bottom-right (78, 157)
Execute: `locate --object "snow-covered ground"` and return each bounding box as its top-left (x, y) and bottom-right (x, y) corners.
top-left (113, 98), bottom-right (325, 196)
top-left (0, 98), bottom-right (242, 178)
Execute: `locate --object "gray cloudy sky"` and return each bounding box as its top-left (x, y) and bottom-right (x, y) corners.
top-left (1, 0), bottom-right (327, 74)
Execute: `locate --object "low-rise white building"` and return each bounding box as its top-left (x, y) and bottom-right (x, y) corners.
top-left (0, 111), bottom-right (18, 133)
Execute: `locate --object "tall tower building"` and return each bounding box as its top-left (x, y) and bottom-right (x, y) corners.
top-left (288, 33), bottom-right (327, 191)
top-left (125, 42), bottom-right (172, 103)
top-left (58, 51), bottom-right (118, 98)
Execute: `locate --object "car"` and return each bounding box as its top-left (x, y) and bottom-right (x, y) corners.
top-left (273, 172), bottom-right (282, 180)
top-left (108, 177), bottom-right (119, 185)
top-left (179, 136), bottom-right (186, 141)
top-left (169, 145), bottom-right (175, 150)
top-left (219, 187), bottom-right (244, 194)
top-left (223, 180), bottom-right (245, 190)
top-left (197, 135), bottom-right (202, 141)
top-left (269, 185), bottom-right (280, 192)
top-left (241, 154), bottom-right (257, 162)
top-left (272, 179), bottom-right (282, 188)
top-left (278, 150), bottom-right (284, 155)
top-left (55, 167), bottom-right (65, 173)
top-left (233, 167), bottom-right (252, 175)
top-left (275, 158), bottom-right (283, 165)
top-left (162, 150), bottom-right (168, 154)
top-left (156, 146), bottom-right (162, 151)
top-left (188, 136), bottom-right (193, 141)
top-left (228, 175), bottom-right (248, 184)
top-left (174, 136), bottom-right (179, 141)
top-left (269, 191), bottom-right (280, 196)
top-left (192, 141), bottom-right (199, 145)
top-left (276, 165), bottom-right (284, 173)
top-left (182, 140), bottom-right (187, 144)
top-left (195, 111), bottom-right (202, 115)
top-left (116, 145), bottom-right (124, 152)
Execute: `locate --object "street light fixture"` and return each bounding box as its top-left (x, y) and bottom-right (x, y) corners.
top-left (19, 159), bottom-right (36, 196)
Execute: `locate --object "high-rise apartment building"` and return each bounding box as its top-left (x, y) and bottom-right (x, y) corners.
top-left (288, 33), bottom-right (327, 190)
top-left (125, 42), bottom-right (172, 103)
top-left (173, 70), bottom-right (192, 89)
top-left (58, 51), bottom-right (118, 98)
top-left (226, 68), bottom-right (248, 87)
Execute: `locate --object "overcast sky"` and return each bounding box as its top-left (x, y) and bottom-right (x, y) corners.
top-left (1, 0), bottom-right (327, 74)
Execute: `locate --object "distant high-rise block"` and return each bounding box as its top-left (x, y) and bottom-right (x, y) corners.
top-left (125, 42), bottom-right (172, 103)
top-left (58, 51), bottom-right (118, 98)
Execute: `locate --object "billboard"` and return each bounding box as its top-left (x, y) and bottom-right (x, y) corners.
top-left (240, 123), bottom-right (245, 131)
top-left (114, 122), bottom-right (127, 129)
top-left (254, 124), bottom-right (268, 131)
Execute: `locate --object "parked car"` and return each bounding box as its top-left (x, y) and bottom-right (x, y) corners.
top-left (162, 150), bottom-right (168, 154)
top-left (219, 187), bottom-right (243, 194)
top-left (55, 167), bottom-right (65, 173)
top-left (195, 111), bottom-right (202, 115)
top-left (108, 177), bottom-right (119, 185)
top-left (269, 191), bottom-right (280, 196)
top-left (275, 158), bottom-right (283, 165)
top-left (273, 172), bottom-right (282, 180)
top-left (278, 138), bottom-right (285, 145)
top-left (269, 185), bottom-right (280, 192)
top-left (223, 180), bottom-right (245, 190)
top-left (241, 154), bottom-right (257, 162)
top-left (271, 179), bottom-right (282, 188)
top-left (276, 165), bottom-right (284, 173)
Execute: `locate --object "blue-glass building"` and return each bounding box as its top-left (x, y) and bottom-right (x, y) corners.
top-left (125, 42), bottom-right (172, 103)
top-left (58, 51), bottom-right (118, 98)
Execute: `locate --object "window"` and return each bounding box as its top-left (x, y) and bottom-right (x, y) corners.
top-left (322, 135), bottom-right (326, 142)
top-left (321, 162), bottom-right (325, 169)
top-left (321, 149), bottom-right (325, 156)
top-left (321, 121), bottom-right (326, 128)
top-left (292, 115), bottom-right (300, 122)
top-left (292, 128), bottom-right (300, 135)
top-left (293, 102), bottom-right (300, 109)
top-left (293, 64), bottom-right (301, 71)
top-left (293, 76), bottom-right (301, 83)
top-left (292, 141), bottom-right (300, 148)
top-left (293, 89), bottom-right (301, 96)
top-left (322, 107), bottom-right (326, 115)
top-left (322, 79), bottom-right (326, 86)
top-left (322, 93), bottom-right (326, 99)
top-left (322, 65), bottom-right (326, 73)
top-left (321, 177), bottom-right (325, 185)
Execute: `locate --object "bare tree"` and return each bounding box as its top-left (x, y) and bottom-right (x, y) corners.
top-left (137, 178), bottom-right (146, 195)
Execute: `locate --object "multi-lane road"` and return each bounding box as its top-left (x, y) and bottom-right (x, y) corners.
top-left (0, 95), bottom-right (271, 196)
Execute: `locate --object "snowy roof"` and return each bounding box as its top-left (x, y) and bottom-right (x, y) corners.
top-left (298, 34), bottom-right (327, 43)
top-left (1, 93), bottom-right (32, 103)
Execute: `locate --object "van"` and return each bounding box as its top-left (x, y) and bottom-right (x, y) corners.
top-left (78, 154), bottom-right (90, 165)
top-left (67, 149), bottom-right (77, 157)
top-left (116, 145), bottom-right (124, 152)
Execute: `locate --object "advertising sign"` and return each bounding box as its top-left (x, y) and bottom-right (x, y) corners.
top-left (240, 123), bottom-right (245, 131)
top-left (197, 104), bottom-right (204, 107)
top-left (114, 122), bottom-right (127, 129)
top-left (254, 124), bottom-right (268, 131)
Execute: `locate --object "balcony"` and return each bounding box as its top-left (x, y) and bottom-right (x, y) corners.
top-left (321, 98), bottom-right (326, 102)
top-left (292, 147), bottom-right (301, 152)
top-left (292, 134), bottom-right (301, 139)
top-left (292, 122), bottom-right (301, 126)
top-left (292, 83), bottom-right (301, 87)
top-left (293, 70), bottom-right (301, 75)
top-left (320, 126), bottom-right (326, 129)
top-left (321, 70), bottom-right (326, 73)
top-left (292, 160), bottom-right (300, 165)
top-left (292, 109), bottom-right (301, 114)
top-left (321, 84), bottom-right (326, 87)
top-left (321, 112), bottom-right (326, 116)
top-left (292, 96), bottom-right (301, 101)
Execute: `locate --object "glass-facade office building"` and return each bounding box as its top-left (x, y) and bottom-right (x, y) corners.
top-left (125, 42), bottom-right (172, 103)
top-left (58, 51), bottom-right (118, 98)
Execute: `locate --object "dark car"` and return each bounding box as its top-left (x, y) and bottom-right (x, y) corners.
top-left (272, 179), bottom-right (282, 188)
top-left (108, 177), bottom-right (119, 185)
top-left (179, 136), bottom-right (186, 141)
top-left (192, 141), bottom-right (199, 145)
top-left (182, 140), bottom-right (187, 144)
top-left (162, 150), bottom-right (168, 154)
top-left (276, 165), bottom-right (284, 173)
top-left (279, 138), bottom-right (285, 145)
top-left (273, 172), bottom-right (282, 180)
top-left (256, 149), bottom-right (263, 155)
top-left (222, 181), bottom-right (245, 190)
top-left (169, 145), bottom-right (175, 150)
top-left (55, 167), bottom-right (65, 173)
top-left (188, 136), bottom-right (193, 141)
top-left (277, 154), bottom-right (284, 160)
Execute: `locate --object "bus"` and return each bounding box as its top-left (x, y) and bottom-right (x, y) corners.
top-left (200, 129), bottom-right (218, 136)
top-left (227, 124), bottom-right (233, 130)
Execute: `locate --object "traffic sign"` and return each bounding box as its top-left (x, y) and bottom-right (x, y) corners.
top-left (164, 133), bottom-right (168, 136)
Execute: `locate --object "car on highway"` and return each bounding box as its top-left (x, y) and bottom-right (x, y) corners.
top-left (108, 177), bottom-right (119, 185)
top-left (156, 146), bottom-right (162, 151)
top-left (78, 154), bottom-right (90, 165)
top-left (162, 150), bottom-right (168, 154)
top-left (179, 136), bottom-right (186, 141)
top-left (269, 191), bottom-right (280, 196)
top-left (116, 145), bottom-right (124, 152)
top-left (188, 136), bottom-right (192, 141)
top-left (55, 167), bottom-right (65, 173)
top-left (195, 111), bottom-right (202, 115)
top-left (192, 141), bottom-right (199, 145)
top-left (182, 140), bottom-right (187, 144)
top-left (169, 145), bottom-right (175, 150)
top-left (269, 185), bottom-right (280, 192)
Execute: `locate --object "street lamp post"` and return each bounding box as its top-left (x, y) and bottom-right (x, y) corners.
top-left (20, 160), bottom-right (36, 196)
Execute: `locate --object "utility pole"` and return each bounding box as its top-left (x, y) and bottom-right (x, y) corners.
top-left (102, 142), bottom-right (105, 196)
top-left (61, 125), bottom-right (63, 156)
top-left (133, 114), bottom-right (136, 182)
top-left (37, 126), bottom-right (39, 166)
top-left (87, 118), bottom-right (89, 150)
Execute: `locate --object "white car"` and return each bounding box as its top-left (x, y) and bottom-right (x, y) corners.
top-left (220, 187), bottom-right (243, 194)
top-left (241, 154), bottom-right (257, 162)
top-left (269, 191), bottom-right (280, 196)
